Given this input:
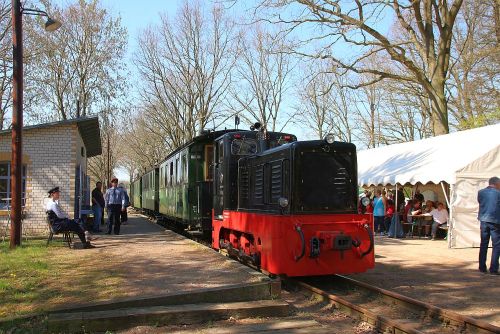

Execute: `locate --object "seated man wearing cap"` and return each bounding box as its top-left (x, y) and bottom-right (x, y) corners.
top-left (46, 187), bottom-right (95, 249)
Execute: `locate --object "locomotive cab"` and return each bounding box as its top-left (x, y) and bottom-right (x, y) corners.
top-left (212, 131), bottom-right (297, 220)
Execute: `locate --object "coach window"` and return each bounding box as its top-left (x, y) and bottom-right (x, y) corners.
top-left (218, 141), bottom-right (224, 163)
top-left (169, 161), bottom-right (174, 186)
top-left (175, 158), bottom-right (180, 184)
top-left (160, 167), bottom-right (163, 187)
top-left (182, 153), bottom-right (188, 183)
top-left (167, 163), bottom-right (168, 187)
top-left (205, 145), bottom-right (214, 181)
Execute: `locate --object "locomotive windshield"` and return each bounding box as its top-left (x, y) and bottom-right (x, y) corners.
top-left (295, 148), bottom-right (357, 213)
top-left (231, 139), bottom-right (258, 155)
top-left (269, 135), bottom-right (295, 149)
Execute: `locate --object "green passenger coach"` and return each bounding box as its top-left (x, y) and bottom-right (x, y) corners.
top-left (142, 167), bottom-right (159, 212)
top-left (156, 130), bottom-right (233, 235)
top-left (130, 178), bottom-right (142, 209)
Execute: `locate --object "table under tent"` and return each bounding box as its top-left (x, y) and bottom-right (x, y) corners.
top-left (357, 123), bottom-right (500, 248)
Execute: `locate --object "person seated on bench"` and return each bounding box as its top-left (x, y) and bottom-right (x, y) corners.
top-left (46, 187), bottom-right (95, 249)
top-left (424, 202), bottom-right (449, 240)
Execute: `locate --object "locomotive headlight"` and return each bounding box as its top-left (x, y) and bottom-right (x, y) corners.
top-left (361, 196), bottom-right (371, 207)
top-left (279, 197), bottom-right (289, 208)
top-left (324, 133), bottom-right (335, 144)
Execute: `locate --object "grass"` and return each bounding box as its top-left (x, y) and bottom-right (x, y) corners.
top-left (0, 239), bottom-right (127, 333)
top-left (0, 240), bottom-right (58, 318)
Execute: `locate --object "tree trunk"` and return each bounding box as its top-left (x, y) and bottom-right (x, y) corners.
top-left (430, 78), bottom-right (449, 135)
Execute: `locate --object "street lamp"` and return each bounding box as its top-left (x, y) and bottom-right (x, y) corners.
top-left (10, 0), bottom-right (61, 248)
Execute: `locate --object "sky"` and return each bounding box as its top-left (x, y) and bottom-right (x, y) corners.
top-left (50, 0), bottom-right (394, 182)
top-left (50, 1), bottom-right (188, 181)
top-left (92, 0), bottom-right (313, 181)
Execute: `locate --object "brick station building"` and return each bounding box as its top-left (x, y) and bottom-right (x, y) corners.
top-left (0, 116), bottom-right (101, 237)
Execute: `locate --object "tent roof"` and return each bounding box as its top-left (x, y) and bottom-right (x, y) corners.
top-left (358, 123), bottom-right (500, 186)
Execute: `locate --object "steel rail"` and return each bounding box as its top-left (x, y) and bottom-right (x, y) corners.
top-left (335, 275), bottom-right (500, 334)
top-left (287, 276), bottom-right (500, 334)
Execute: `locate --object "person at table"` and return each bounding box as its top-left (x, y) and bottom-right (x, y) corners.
top-left (410, 200), bottom-right (422, 216)
top-left (403, 199), bottom-right (414, 224)
top-left (424, 202), bottom-right (449, 240)
top-left (384, 199), bottom-right (395, 235)
top-left (423, 200), bottom-right (435, 213)
top-left (46, 187), bottom-right (95, 249)
top-left (414, 190), bottom-right (424, 203)
top-left (409, 200), bottom-right (423, 232)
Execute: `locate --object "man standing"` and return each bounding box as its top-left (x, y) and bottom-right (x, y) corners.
top-left (91, 181), bottom-right (105, 233)
top-left (118, 183), bottom-right (130, 225)
top-left (46, 187), bottom-right (95, 248)
top-left (373, 189), bottom-right (386, 235)
top-left (477, 176), bottom-right (500, 275)
top-left (105, 178), bottom-right (126, 235)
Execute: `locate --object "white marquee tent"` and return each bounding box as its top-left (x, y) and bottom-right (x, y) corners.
top-left (357, 123), bottom-right (500, 248)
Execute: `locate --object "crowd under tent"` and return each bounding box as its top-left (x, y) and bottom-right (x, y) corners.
top-left (357, 123), bottom-right (500, 248)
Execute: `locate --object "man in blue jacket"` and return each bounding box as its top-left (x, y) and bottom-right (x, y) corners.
top-left (478, 176), bottom-right (500, 275)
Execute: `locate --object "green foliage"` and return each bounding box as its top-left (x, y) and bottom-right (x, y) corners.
top-left (0, 241), bottom-right (58, 319)
top-left (0, 241), bottom-right (55, 332)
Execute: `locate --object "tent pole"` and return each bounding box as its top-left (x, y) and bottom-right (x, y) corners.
top-left (395, 184), bottom-right (398, 237)
top-left (447, 184), bottom-right (454, 248)
top-left (441, 181), bottom-right (452, 248)
top-left (440, 182), bottom-right (450, 207)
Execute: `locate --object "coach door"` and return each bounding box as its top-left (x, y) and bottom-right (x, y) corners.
top-left (213, 139), bottom-right (224, 219)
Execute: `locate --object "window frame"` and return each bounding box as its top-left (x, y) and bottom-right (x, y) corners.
top-left (0, 162), bottom-right (27, 210)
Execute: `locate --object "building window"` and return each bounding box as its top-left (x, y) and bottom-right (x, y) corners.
top-left (0, 162), bottom-right (27, 209)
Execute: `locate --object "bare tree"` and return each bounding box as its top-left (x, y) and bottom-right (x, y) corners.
top-left (118, 111), bottom-right (170, 180)
top-left (295, 63), bottom-right (333, 139)
top-left (25, 0), bottom-right (127, 121)
top-left (86, 103), bottom-right (124, 186)
top-left (0, 0), bottom-right (11, 129)
top-left (135, 0), bottom-right (238, 147)
top-left (447, 0), bottom-right (500, 129)
top-left (231, 25), bottom-right (295, 132)
top-left (241, 0), bottom-right (464, 135)
top-left (295, 61), bottom-right (353, 141)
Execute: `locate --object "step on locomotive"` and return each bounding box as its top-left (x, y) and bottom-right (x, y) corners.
top-left (131, 124), bottom-right (374, 276)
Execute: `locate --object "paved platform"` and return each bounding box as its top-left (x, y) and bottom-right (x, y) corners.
top-left (347, 236), bottom-right (500, 326)
top-left (83, 214), bottom-right (268, 298)
top-left (42, 214), bottom-right (286, 332)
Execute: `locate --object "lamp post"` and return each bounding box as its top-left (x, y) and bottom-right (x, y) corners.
top-left (10, 0), bottom-right (61, 248)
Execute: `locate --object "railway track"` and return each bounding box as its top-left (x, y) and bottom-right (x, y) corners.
top-left (138, 212), bottom-right (499, 333)
top-left (285, 275), bottom-right (500, 334)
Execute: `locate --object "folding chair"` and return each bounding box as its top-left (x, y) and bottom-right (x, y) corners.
top-left (46, 211), bottom-right (72, 248)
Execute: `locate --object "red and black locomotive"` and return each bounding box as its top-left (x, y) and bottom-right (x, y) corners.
top-left (211, 125), bottom-right (374, 276)
top-left (131, 125), bottom-right (374, 277)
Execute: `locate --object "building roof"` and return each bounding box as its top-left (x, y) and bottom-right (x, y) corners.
top-left (0, 116), bottom-right (102, 158)
top-left (357, 123), bottom-right (500, 186)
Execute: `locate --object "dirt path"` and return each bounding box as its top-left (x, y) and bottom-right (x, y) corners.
top-left (38, 214), bottom-right (263, 312)
top-left (347, 236), bottom-right (500, 326)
